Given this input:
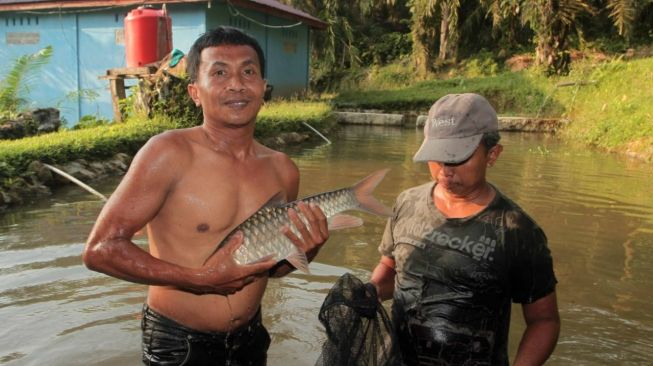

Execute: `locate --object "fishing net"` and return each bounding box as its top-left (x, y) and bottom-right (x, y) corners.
top-left (315, 273), bottom-right (401, 366)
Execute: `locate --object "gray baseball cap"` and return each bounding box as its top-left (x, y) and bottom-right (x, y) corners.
top-left (413, 93), bottom-right (498, 163)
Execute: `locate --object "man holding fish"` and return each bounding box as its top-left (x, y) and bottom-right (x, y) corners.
top-left (82, 27), bottom-right (392, 365)
top-left (370, 93), bottom-right (560, 365)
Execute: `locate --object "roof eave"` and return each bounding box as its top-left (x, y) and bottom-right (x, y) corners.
top-left (0, 0), bottom-right (327, 29)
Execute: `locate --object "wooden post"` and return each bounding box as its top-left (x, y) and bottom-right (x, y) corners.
top-left (101, 66), bottom-right (157, 123)
top-left (109, 77), bottom-right (126, 122)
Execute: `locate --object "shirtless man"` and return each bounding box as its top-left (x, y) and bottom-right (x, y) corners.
top-left (82, 27), bottom-right (328, 365)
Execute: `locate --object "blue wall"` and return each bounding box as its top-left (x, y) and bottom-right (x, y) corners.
top-left (0, 2), bottom-right (312, 125)
top-left (205, 3), bottom-right (310, 98)
top-left (265, 17), bottom-right (309, 97)
top-left (1, 12), bottom-right (80, 125)
top-left (76, 10), bottom-right (129, 122)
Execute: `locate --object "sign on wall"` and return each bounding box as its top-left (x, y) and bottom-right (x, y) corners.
top-left (115, 29), bottom-right (124, 45)
top-left (6, 32), bottom-right (40, 44)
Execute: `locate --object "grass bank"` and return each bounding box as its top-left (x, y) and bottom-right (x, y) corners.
top-left (556, 57), bottom-right (653, 161)
top-left (331, 55), bottom-right (653, 162)
top-left (0, 101), bottom-right (334, 194)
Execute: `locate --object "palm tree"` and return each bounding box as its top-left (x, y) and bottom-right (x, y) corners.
top-left (391, 0), bottom-right (461, 77)
top-left (407, 0), bottom-right (439, 77)
top-left (480, 0), bottom-right (525, 53)
top-left (606, 0), bottom-right (652, 39)
top-left (283, 0), bottom-right (376, 89)
top-left (0, 46), bottom-right (53, 119)
top-left (483, 0), bottom-right (595, 74)
top-left (438, 0), bottom-right (461, 61)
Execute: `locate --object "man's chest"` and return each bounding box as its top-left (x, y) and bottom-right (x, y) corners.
top-left (157, 161), bottom-right (288, 238)
top-left (392, 213), bottom-right (509, 294)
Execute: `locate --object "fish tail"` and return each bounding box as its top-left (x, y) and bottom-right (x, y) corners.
top-left (351, 169), bottom-right (392, 217)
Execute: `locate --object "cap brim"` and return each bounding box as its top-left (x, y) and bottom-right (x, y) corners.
top-left (413, 134), bottom-right (483, 163)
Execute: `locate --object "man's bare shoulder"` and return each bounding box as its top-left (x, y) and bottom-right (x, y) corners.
top-left (253, 142), bottom-right (299, 200)
top-left (145, 128), bottom-right (198, 152)
top-left (135, 128), bottom-right (200, 163)
top-left (122, 128), bottom-right (203, 187)
top-left (255, 142), bottom-right (297, 172)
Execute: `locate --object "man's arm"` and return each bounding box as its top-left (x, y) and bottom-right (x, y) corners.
top-left (370, 256), bottom-right (396, 301)
top-left (82, 133), bottom-right (275, 295)
top-left (513, 291), bottom-right (560, 366)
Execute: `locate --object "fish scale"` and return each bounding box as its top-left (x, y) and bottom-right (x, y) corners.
top-left (208, 169), bottom-right (391, 273)
top-left (233, 188), bottom-right (358, 265)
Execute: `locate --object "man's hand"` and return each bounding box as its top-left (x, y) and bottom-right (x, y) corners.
top-left (268, 202), bottom-right (328, 278)
top-left (283, 201), bottom-right (329, 258)
top-left (198, 231), bottom-right (276, 296)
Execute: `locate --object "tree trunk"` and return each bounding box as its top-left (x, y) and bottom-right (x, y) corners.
top-left (438, 1), bottom-right (459, 62)
top-left (534, 0), bottom-right (570, 75)
top-left (439, 5), bottom-right (451, 61)
top-left (411, 1), bottom-right (438, 78)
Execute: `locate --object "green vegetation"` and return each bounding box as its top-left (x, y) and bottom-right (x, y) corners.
top-left (0, 115), bottom-right (176, 185)
top-left (333, 71), bottom-right (563, 116)
top-left (0, 102), bottom-right (335, 191)
top-left (0, 46), bottom-right (53, 119)
top-left (559, 57), bottom-right (653, 157)
top-left (329, 52), bottom-right (653, 161)
top-left (284, 0), bottom-right (653, 86)
top-left (255, 101), bottom-right (334, 138)
top-left (286, 0), bottom-right (652, 162)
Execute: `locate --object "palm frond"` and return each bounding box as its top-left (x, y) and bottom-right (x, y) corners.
top-left (607, 0), bottom-right (636, 36)
top-left (0, 46), bottom-right (53, 114)
top-left (551, 0), bottom-right (594, 26)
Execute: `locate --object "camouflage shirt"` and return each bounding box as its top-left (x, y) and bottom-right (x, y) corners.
top-left (379, 181), bottom-right (557, 365)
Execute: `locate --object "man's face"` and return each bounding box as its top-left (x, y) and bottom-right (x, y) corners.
top-left (188, 44), bottom-right (266, 127)
top-left (428, 143), bottom-right (502, 196)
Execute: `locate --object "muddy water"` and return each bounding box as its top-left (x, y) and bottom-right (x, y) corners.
top-left (1, 126), bottom-right (652, 365)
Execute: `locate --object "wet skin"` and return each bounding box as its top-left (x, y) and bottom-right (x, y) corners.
top-left (428, 143), bottom-right (502, 218)
top-left (83, 44), bottom-right (329, 332)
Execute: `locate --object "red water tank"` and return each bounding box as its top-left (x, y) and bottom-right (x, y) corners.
top-left (124, 6), bottom-right (172, 67)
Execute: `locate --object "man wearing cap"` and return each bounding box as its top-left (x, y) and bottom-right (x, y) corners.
top-left (369, 93), bottom-right (560, 365)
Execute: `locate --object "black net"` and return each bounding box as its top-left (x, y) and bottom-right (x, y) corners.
top-left (315, 273), bottom-right (401, 366)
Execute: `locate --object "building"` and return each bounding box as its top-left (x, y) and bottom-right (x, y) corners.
top-left (0, 0), bottom-right (326, 125)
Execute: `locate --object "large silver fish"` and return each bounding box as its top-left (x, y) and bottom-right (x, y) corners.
top-left (206, 169), bottom-right (391, 274)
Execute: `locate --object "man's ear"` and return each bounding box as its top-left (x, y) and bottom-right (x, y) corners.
top-left (487, 144), bottom-right (503, 167)
top-left (262, 79), bottom-right (268, 101)
top-left (187, 82), bottom-right (200, 107)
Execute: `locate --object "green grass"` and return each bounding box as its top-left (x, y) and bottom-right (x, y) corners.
top-left (255, 101), bottom-right (334, 137)
top-left (330, 54), bottom-right (653, 161)
top-left (0, 115), bottom-right (176, 181)
top-left (333, 71), bottom-right (564, 117)
top-left (0, 101), bottom-right (335, 188)
top-left (559, 57), bottom-right (653, 154)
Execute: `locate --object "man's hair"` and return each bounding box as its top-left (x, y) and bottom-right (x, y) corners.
top-left (186, 26), bottom-right (266, 82)
top-left (481, 131), bottom-right (501, 150)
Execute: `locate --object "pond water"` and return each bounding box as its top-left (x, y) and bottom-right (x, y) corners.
top-left (1, 126), bottom-right (652, 365)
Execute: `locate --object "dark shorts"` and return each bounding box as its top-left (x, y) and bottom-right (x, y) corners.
top-left (141, 304), bottom-right (270, 366)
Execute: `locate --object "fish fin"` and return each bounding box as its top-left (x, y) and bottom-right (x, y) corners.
top-left (251, 254), bottom-right (276, 264)
top-left (262, 191), bottom-right (287, 208)
top-left (351, 169), bottom-right (392, 217)
top-left (286, 250), bottom-right (310, 274)
top-left (328, 214), bottom-right (364, 230)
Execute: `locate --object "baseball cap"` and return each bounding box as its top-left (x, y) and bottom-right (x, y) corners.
top-left (413, 93), bottom-right (498, 164)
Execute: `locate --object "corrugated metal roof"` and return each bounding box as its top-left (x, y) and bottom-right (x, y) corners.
top-left (0, 0), bottom-right (327, 29)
